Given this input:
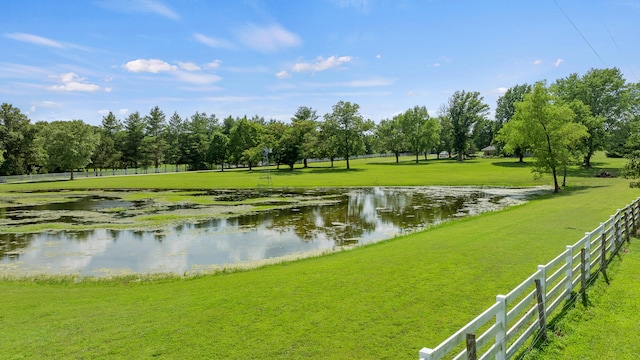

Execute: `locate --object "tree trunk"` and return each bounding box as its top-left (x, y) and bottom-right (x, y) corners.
top-left (562, 166), bottom-right (567, 187)
top-left (583, 154), bottom-right (592, 168)
top-left (518, 153), bottom-right (524, 163)
top-left (552, 166), bottom-right (559, 193)
top-left (346, 156), bottom-right (350, 169)
top-left (70, 169), bottom-right (74, 180)
top-left (395, 152), bottom-right (399, 163)
top-left (303, 158), bottom-right (308, 168)
top-left (415, 152), bottom-right (419, 164)
top-left (457, 152), bottom-right (463, 161)
top-left (330, 158), bottom-right (334, 168)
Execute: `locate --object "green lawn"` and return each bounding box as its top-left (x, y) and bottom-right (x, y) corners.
top-left (0, 155), bottom-right (550, 191)
top-left (1, 154), bottom-right (638, 359)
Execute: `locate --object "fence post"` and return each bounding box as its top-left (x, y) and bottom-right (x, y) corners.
top-left (534, 279), bottom-right (548, 343)
top-left (580, 248), bottom-right (587, 303)
top-left (600, 228), bottom-right (607, 277)
top-left (537, 265), bottom-right (547, 306)
top-left (418, 347), bottom-right (434, 360)
top-left (624, 208), bottom-right (631, 243)
top-left (584, 232), bottom-right (592, 280)
top-left (495, 295), bottom-right (507, 360)
top-left (565, 245), bottom-right (573, 300)
top-left (466, 333), bottom-right (477, 360)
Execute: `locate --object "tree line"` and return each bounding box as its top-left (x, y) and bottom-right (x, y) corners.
top-left (1, 67), bottom-right (638, 188)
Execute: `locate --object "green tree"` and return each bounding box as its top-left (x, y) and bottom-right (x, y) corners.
top-left (44, 120), bottom-right (99, 180)
top-left (144, 106), bottom-right (167, 171)
top-left (206, 131), bottom-right (229, 171)
top-left (323, 101), bottom-right (369, 169)
top-left (472, 118), bottom-right (495, 152)
top-left (376, 116), bottom-right (405, 163)
top-left (263, 120), bottom-right (288, 169)
top-left (434, 114), bottom-right (453, 159)
top-left (291, 106), bottom-right (319, 168)
top-left (164, 112), bottom-right (184, 171)
top-left (317, 119), bottom-right (340, 167)
top-left (91, 112), bottom-right (121, 174)
top-left (122, 112), bottom-right (145, 171)
top-left (0, 103), bottom-right (39, 175)
top-left (494, 84), bottom-right (532, 161)
top-left (229, 117), bottom-right (262, 168)
top-left (444, 91), bottom-right (490, 161)
top-left (400, 105), bottom-right (438, 163)
top-left (553, 68), bottom-right (628, 167)
top-left (498, 82), bottom-right (588, 193)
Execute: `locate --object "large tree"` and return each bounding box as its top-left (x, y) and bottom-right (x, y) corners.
top-left (122, 112), bottom-right (145, 171)
top-left (229, 117), bottom-right (262, 168)
top-left (444, 91), bottom-right (490, 161)
top-left (323, 101), bottom-right (370, 169)
top-left (0, 103), bottom-right (39, 175)
top-left (206, 131), bottom-right (229, 171)
top-left (91, 112), bottom-right (121, 174)
top-left (376, 116), bottom-right (405, 163)
top-left (144, 106), bottom-right (167, 171)
top-left (164, 112), bottom-right (184, 171)
top-left (494, 84), bottom-right (532, 161)
top-left (400, 105), bottom-right (439, 163)
top-left (553, 68), bottom-right (629, 167)
top-left (44, 120), bottom-right (99, 180)
top-left (291, 106), bottom-right (319, 168)
top-left (498, 82), bottom-right (588, 193)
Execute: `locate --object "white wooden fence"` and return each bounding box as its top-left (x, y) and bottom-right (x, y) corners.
top-left (419, 197), bottom-right (640, 360)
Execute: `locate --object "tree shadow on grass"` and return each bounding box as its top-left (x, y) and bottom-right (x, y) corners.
top-left (491, 161), bottom-right (531, 168)
top-left (492, 160), bottom-right (623, 179)
top-left (272, 166), bottom-right (364, 176)
top-left (368, 159), bottom-right (433, 166)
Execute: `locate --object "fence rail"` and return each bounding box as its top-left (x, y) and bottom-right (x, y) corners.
top-left (419, 197), bottom-right (640, 360)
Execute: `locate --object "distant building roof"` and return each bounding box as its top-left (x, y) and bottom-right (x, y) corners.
top-left (481, 145), bottom-right (496, 152)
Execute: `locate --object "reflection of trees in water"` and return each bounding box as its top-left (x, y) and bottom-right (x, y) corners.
top-left (0, 233), bottom-right (35, 260)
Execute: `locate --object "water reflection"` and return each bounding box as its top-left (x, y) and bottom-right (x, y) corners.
top-left (0, 187), bottom-right (544, 276)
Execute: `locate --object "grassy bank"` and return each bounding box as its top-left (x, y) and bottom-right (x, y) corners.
top-left (1, 154), bottom-right (637, 359)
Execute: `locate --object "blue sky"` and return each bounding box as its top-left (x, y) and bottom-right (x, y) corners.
top-left (2, 0), bottom-right (639, 126)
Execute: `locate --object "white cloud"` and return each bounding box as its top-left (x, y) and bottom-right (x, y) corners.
top-left (275, 70), bottom-right (291, 79)
top-left (178, 62), bottom-right (201, 71)
top-left (533, 59), bottom-right (543, 65)
top-left (305, 77), bottom-right (394, 88)
top-left (376, 54), bottom-right (381, 59)
top-left (205, 60), bottom-right (222, 69)
top-left (236, 24), bottom-right (301, 52)
top-left (49, 72), bottom-right (101, 92)
top-left (97, 109), bottom-right (110, 115)
top-left (555, 58), bottom-right (564, 67)
top-left (292, 56), bottom-right (352, 73)
top-left (432, 63), bottom-right (441, 67)
top-left (97, 0), bottom-right (180, 20)
top-left (193, 33), bottom-right (234, 49)
top-left (173, 71), bottom-right (221, 85)
top-left (138, 0), bottom-right (180, 20)
top-left (491, 87), bottom-right (509, 94)
top-left (123, 59), bottom-right (177, 73)
top-left (5, 32), bottom-right (66, 48)
top-left (119, 109), bottom-right (130, 115)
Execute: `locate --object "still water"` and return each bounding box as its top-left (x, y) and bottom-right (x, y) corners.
top-left (0, 187), bottom-right (543, 276)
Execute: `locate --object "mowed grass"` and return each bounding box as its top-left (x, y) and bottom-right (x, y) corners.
top-left (1, 154), bottom-right (638, 359)
top-left (0, 155), bottom-right (550, 191)
top-left (522, 238), bottom-right (640, 360)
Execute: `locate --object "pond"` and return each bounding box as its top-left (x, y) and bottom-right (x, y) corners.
top-left (0, 187), bottom-right (546, 276)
